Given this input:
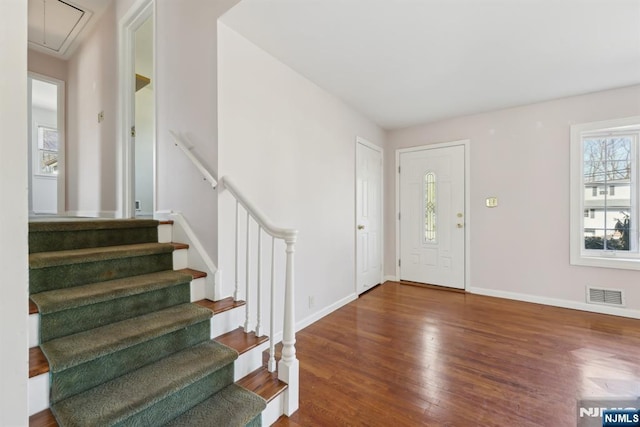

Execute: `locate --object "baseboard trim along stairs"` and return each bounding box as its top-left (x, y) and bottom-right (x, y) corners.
top-left (27, 219), bottom-right (286, 426)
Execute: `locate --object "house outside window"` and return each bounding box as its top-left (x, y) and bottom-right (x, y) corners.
top-left (570, 116), bottom-right (640, 270)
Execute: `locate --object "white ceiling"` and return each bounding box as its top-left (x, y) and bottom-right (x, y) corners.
top-left (28, 0), bottom-right (111, 60)
top-left (221, 0), bottom-right (640, 130)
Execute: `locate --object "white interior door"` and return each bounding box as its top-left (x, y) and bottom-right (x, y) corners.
top-left (399, 145), bottom-right (465, 288)
top-left (356, 139), bottom-right (383, 293)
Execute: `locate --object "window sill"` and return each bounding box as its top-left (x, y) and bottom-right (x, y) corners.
top-left (571, 254), bottom-right (640, 271)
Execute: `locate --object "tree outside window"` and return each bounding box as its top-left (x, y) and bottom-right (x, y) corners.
top-left (38, 126), bottom-right (58, 175)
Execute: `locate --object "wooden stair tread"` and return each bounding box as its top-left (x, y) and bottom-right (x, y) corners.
top-left (215, 327), bottom-right (268, 355)
top-left (30, 298), bottom-right (38, 314)
top-left (195, 297), bottom-right (246, 314)
top-left (158, 220), bottom-right (174, 225)
top-left (237, 367), bottom-right (288, 403)
top-left (177, 268), bottom-right (207, 280)
top-left (29, 346), bottom-right (49, 378)
top-left (29, 409), bottom-right (58, 427)
top-left (170, 242), bottom-right (189, 250)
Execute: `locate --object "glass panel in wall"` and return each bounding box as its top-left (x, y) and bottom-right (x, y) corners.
top-left (424, 172), bottom-right (436, 243)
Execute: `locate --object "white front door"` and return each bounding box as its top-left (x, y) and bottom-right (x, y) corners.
top-left (399, 145), bottom-right (465, 288)
top-left (356, 139), bottom-right (383, 293)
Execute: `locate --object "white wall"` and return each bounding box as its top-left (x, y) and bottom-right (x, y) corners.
top-left (218, 24), bottom-right (385, 326)
top-left (66, 1), bottom-right (118, 216)
top-left (155, 0), bottom-right (240, 262)
top-left (61, 0), bottom-right (238, 259)
top-left (386, 85), bottom-right (640, 314)
top-left (0, 1), bottom-right (29, 424)
top-left (28, 49), bottom-right (68, 82)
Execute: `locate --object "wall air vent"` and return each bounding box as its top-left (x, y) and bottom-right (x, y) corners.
top-left (586, 286), bottom-right (624, 307)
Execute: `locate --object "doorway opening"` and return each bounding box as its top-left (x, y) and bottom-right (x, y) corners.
top-left (28, 73), bottom-right (65, 216)
top-left (134, 15), bottom-right (154, 217)
top-left (118, 0), bottom-right (155, 218)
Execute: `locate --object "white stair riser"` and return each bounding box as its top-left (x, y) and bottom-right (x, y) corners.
top-left (190, 277), bottom-right (206, 302)
top-left (29, 313), bottom-right (39, 348)
top-left (210, 307), bottom-right (244, 338)
top-left (262, 393), bottom-right (285, 426)
top-left (157, 224), bottom-right (172, 243)
top-left (172, 248), bottom-right (188, 270)
top-left (233, 341), bottom-right (271, 382)
top-left (28, 373), bottom-right (48, 416)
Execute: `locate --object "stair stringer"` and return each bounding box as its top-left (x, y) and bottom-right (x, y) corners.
top-left (167, 212), bottom-right (221, 300)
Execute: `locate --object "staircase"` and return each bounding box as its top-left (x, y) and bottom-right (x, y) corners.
top-left (27, 219), bottom-right (287, 426)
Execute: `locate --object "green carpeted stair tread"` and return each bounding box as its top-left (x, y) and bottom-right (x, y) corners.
top-left (29, 242), bottom-right (175, 269)
top-left (165, 384), bottom-right (266, 427)
top-left (33, 270), bottom-right (195, 342)
top-left (29, 219), bottom-right (159, 232)
top-left (29, 219), bottom-right (160, 253)
top-left (51, 340), bottom-right (239, 427)
top-left (41, 303), bottom-right (213, 372)
top-left (31, 270), bottom-right (193, 314)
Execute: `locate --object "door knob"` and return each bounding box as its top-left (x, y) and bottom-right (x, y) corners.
top-left (357, 225), bottom-right (365, 230)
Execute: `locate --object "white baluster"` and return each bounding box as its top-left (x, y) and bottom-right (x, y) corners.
top-left (278, 236), bottom-right (299, 415)
top-left (233, 201), bottom-right (240, 301)
top-left (255, 227), bottom-right (263, 337)
top-left (268, 237), bottom-right (276, 372)
top-left (244, 212), bottom-right (251, 333)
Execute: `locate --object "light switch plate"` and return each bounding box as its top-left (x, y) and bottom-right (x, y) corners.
top-left (486, 197), bottom-right (498, 208)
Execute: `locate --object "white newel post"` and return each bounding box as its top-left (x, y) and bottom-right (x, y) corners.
top-left (278, 235), bottom-right (299, 415)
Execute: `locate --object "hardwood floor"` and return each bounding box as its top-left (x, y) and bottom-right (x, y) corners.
top-left (274, 281), bottom-right (640, 426)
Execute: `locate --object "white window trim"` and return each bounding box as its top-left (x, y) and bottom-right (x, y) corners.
top-left (570, 115), bottom-right (640, 270)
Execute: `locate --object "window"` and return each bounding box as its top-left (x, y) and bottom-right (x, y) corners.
top-left (571, 116), bottom-right (640, 270)
top-left (424, 171), bottom-right (436, 242)
top-left (37, 126), bottom-right (58, 175)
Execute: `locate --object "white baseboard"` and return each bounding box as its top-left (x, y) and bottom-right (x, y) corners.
top-left (383, 275), bottom-right (397, 283)
top-left (295, 293), bottom-right (357, 333)
top-left (467, 286), bottom-right (640, 319)
top-left (65, 210), bottom-right (117, 218)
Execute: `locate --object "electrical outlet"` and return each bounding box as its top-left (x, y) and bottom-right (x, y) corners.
top-left (308, 296), bottom-right (315, 309)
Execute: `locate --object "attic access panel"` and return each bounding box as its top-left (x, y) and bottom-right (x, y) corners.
top-left (28, 0), bottom-right (87, 54)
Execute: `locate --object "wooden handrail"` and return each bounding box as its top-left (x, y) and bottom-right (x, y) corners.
top-left (169, 130), bottom-right (217, 189)
top-left (220, 176), bottom-right (298, 242)
top-left (170, 130), bottom-right (298, 415)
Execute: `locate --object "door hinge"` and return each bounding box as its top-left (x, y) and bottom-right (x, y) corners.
top-left (398, 259), bottom-right (401, 267)
top-left (398, 212), bottom-right (401, 220)
top-left (131, 126), bottom-right (136, 137)
top-left (398, 166), bottom-right (401, 174)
